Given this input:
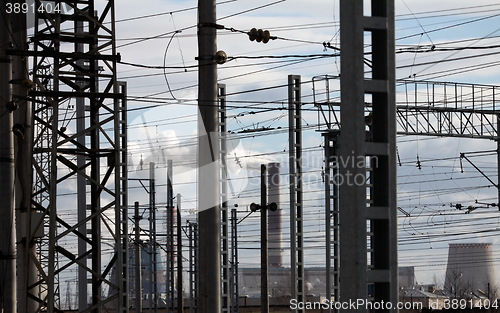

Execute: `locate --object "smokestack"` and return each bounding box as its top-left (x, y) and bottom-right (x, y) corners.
top-left (444, 243), bottom-right (497, 297)
top-left (268, 162), bottom-right (283, 268)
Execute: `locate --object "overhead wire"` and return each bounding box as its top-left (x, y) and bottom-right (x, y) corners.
top-left (115, 0), bottom-right (287, 49)
top-left (35, 0), bottom-right (500, 278)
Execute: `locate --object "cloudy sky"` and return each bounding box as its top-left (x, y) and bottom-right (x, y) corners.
top-left (93, 0), bottom-right (500, 291)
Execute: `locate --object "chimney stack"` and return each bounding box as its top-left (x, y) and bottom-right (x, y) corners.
top-left (268, 162), bottom-right (283, 268)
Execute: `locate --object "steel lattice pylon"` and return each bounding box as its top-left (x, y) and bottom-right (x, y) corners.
top-left (288, 74), bottom-right (304, 313)
top-left (9, 1), bottom-right (129, 312)
top-left (219, 83), bottom-right (231, 313)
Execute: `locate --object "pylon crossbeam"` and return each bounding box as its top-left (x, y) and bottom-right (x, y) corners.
top-left (316, 78), bottom-right (500, 140)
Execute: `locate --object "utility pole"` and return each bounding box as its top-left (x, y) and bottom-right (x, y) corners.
top-left (134, 202), bottom-right (143, 313)
top-left (339, 0), bottom-right (397, 311)
top-left (323, 131), bottom-right (340, 313)
top-left (149, 162), bottom-right (157, 313)
top-left (230, 208), bottom-right (239, 313)
top-left (10, 3), bottom-right (37, 312)
top-left (339, 1), bottom-right (368, 305)
top-left (260, 164), bottom-right (269, 313)
top-left (188, 221), bottom-right (198, 313)
top-left (0, 3), bottom-right (16, 312)
top-left (197, 0), bottom-right (221, 313)
top-left (220, 83), bottom-right (230, 313)
top-left (497, 115), bottom-right (500, 208)
top-left (167, 160), bottom-right (175, 312)
top-left (177, 194), bottom-right (184, 312)
top-left (288, 75), bottom-right (304, 313)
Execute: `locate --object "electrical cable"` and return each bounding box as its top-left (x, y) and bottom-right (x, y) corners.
top-left (401, 0), bottom-right (435, 46)
top-left (28, 2), bottom-right (500, 288)
top-left (163, 31), bottom-right (181, 99)
top-left (217, 0), bottom-right (285, 21)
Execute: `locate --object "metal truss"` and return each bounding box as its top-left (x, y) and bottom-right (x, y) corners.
top-left (316, 78), bottom-right (500, 140)
top-left (313, 75), bottom-right (340, 132)
top-left (397, 80), bottom-right (499, 139)
top-left (315, 6), bottom-right (500, 312)
top-left (316, 44), bottom-right (500, 313)
top-left (10, 1), bottom-right (128, 311)
top-left (317, 78), bottom-right (500, 312)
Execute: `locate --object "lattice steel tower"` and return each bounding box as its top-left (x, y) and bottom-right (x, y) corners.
top-left (10, 1), bottom-right (129, 312)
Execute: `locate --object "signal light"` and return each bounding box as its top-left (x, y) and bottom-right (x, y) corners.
top-left (248, 28), bottom-right (273, 43)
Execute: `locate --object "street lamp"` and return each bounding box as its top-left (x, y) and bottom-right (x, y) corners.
top-left (249, 202), bottom-right (277, 212)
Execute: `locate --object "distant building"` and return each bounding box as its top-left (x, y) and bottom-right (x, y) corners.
top-left (238, 267), bottom-right (331, 298)
top-left (399, 266), bottom-right (416, 288)
top-left (399, 288), bottom-right (448, 310)
top-left (238, 266), bottom-right (424, 298)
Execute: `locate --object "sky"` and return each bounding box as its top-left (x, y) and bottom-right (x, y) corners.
top-left (38, 0), bottom-right (500, 301)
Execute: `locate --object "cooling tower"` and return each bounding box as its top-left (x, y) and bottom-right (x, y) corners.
top-left (444, 243), bottom-right (497, 296)
top-left (268, 162), bottom-right (283, 268)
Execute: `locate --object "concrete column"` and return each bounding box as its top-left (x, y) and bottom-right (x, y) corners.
top-left (197, 0), bottom-right (221, 312)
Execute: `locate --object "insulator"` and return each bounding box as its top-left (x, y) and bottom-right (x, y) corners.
top-left (256, 29), bottom-right (264, 42)
top-left (214, 50), bottom-right (227, 64)
top-left (6, 100), bottom-right (18, 112)
top-left (12, 123), bottom-right (25, 139)
top-left (22, 79), bottom-right (34, 89)
top-left (248, 28), bottom-right (258, 41)
top-left (269, 202), bottom-right (277, 211)
top-left (262, 30), bottom-right (271, 43)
